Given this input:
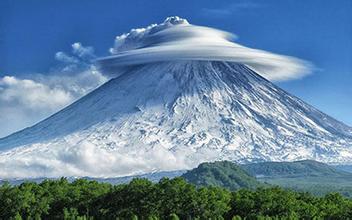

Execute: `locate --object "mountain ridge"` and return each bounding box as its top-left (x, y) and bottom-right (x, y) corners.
top-left (242, 159), bottom-right (352, 178)
top-left (181, 161), bottom-right (264, 190)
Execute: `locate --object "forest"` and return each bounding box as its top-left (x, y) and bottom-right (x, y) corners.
top-left (1, 177), bottom-right (352, 220)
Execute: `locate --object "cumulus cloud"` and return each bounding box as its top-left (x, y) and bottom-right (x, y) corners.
top-left (0, 43), bottom-right (108, 138)
top-left (0, 141), bottom-right (188, 178)
top-left (54, 42), bottom-right (97, 72)
top-left (55, 51), bottom-right (80, 64)
top-left (0, 76), bottom-right (72, 110)
top-left (0, 76), bottom-right (72, 138)
top-left (71, 42), bottom-right (96, 59)
top-left (98, 16), bottom-right (313, 81)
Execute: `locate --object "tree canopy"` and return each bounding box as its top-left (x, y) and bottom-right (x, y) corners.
top-left (1, 177), bottom-right (352, 219)
top-left (182, 161), bottom-right (264, 191)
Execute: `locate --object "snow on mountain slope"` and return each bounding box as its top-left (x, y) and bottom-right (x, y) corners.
top-left (0, 61), bottom-right (351, 178)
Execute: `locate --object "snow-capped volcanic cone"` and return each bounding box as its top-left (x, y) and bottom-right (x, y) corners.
top-left (0, 17), bottom-right (351, 178)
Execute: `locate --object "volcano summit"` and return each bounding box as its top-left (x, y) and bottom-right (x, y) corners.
top-left (0, 17), bottom-right (351, 178)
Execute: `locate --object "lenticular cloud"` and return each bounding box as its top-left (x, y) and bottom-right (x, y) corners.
top-left (98, 16), bottom-right (312, 81)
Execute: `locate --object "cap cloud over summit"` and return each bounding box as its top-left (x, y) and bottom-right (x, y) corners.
top-left (99, 16), bottom-right (313, 81)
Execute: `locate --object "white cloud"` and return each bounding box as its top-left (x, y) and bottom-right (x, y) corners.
top-left (71, 42), bottom-right (96, 59)
top-left (0, 76), bottom-right (73, 138)
top-left (55, 51), bottom-right (79, 64)
top-left (55, 42), bottom-right (95, 63)
top-left (0, 43), bottom-right (108, 138)
top-left (0, 70), bottom-right (107, 138)
top-left (0, 76), bottom-right (72, 110)
top-left (99, 16), bottom-right (313, 81)
top-left (0, 141), bottom-right (188, 178)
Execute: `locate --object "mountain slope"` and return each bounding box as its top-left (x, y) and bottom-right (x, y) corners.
top-left (241, 160), bottom-right (352, 197)
top-left (182, 161), bottom-right (263, 190)
top-left (242, 160), bottom-right (352, 178)
top-left (0, 61), bottom-right (352, 178)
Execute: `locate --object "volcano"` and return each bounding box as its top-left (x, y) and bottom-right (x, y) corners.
top-left (0, 17), bottom-right (351, 178)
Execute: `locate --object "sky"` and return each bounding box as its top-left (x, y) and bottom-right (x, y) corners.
top-left (0, 0), bottom-right (351, 137)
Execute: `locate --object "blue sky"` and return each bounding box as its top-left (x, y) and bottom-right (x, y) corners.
top-left (0, 0), bottom-right (351, 135)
